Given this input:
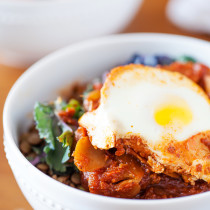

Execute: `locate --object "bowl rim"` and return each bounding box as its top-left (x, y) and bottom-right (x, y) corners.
top-left (3, 33), bottom-right (210, 205)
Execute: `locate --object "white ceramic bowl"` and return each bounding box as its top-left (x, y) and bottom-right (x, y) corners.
top-left (3, 33), bottom-right (210, 210)
top-left (167, 0), bottom-right (210, 35)
top-left (0, 0), bottom-right (142, 68)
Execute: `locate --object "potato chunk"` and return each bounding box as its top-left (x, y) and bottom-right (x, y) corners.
top-left (74, 137), bottom-right (107, 172)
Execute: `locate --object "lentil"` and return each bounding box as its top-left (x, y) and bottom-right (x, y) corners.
top-left (71, 173), bottom-right (81, 185)
top-left (36, 163), bottom-right (49, 173)
top-left (26, 132), bottom-right (42, 145)
top-left (20, 141), bottom-right (31, 154)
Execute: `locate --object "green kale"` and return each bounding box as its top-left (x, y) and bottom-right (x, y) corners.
top-left (34, 102), bottom-right (56, 152)
top-left (45, 140), bottom-right (68, 172)
top-left (34, 102), bottom-right (71, 172)
top-left (57, 130), bottom-right (74, 163)
top-left (176, 55), bottom-right (197, 63)
top-left (58, 130), bottom-right (74, 147)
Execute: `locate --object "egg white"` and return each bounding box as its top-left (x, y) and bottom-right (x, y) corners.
top-left (80, 65), bottom-right (210, 149)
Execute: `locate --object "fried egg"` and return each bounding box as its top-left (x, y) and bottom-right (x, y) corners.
top-left (79, 65), bottom-right (210, 182)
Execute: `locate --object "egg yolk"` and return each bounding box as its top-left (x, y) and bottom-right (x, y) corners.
top-left (154, 103), bottom-right (193, 127)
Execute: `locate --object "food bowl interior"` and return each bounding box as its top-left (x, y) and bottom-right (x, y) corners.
top-left (4, 34), bottom-right (210, 210)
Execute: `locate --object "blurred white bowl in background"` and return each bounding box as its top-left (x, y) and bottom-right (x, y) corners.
top-left (0, 0), bottom-right (142, 68)
top-left (167, 0), bottom-right (210, 35)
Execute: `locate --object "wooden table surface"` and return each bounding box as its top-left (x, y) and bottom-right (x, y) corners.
top-left (1, 0), bottom-right (210, 209)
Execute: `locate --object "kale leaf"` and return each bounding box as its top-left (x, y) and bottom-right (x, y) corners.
top-left (45, 140), bottom-right (68, 172)
top-left (34, 102), bottom-right (56, 152)
top-left (57, 130), bottom-right (74, 163)
top-left (34, 102), bottom-right (70, 172)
